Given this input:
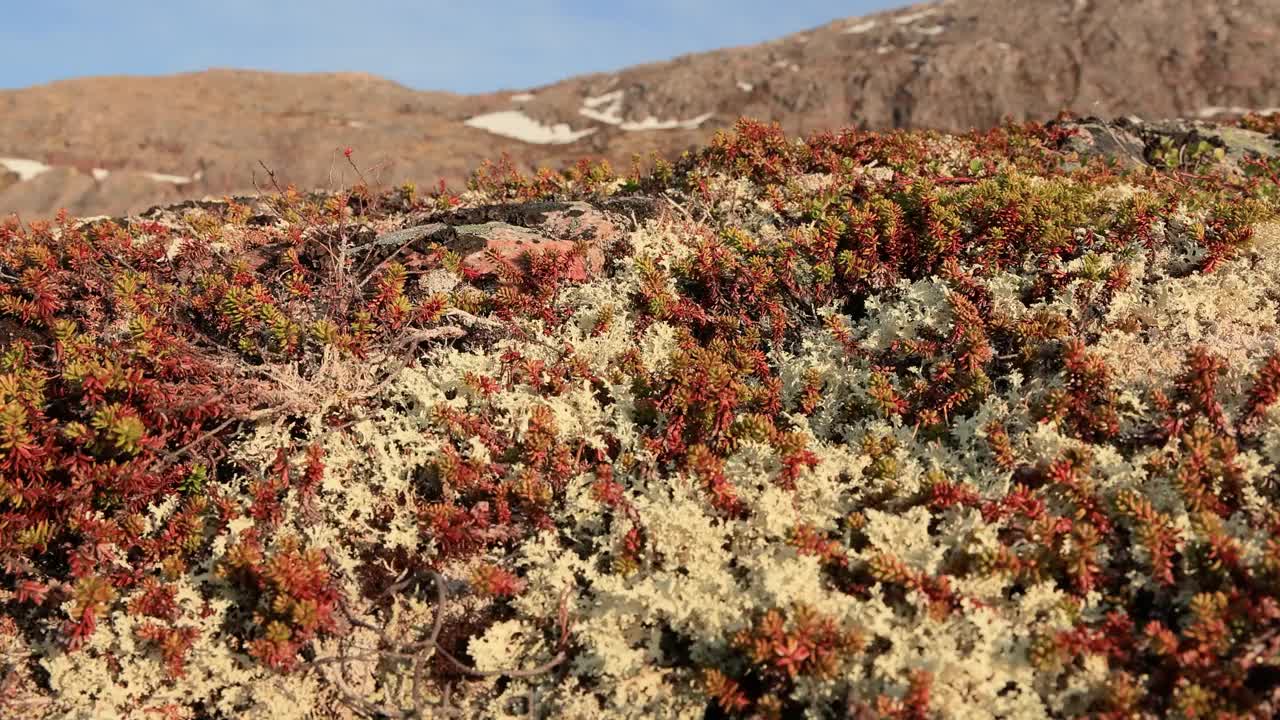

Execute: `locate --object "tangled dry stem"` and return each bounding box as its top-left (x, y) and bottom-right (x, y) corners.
top-left (310, 569), bottom-right (570, 719)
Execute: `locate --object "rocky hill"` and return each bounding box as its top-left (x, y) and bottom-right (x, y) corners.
top-left (3, 0), bottom-right (1280, 220)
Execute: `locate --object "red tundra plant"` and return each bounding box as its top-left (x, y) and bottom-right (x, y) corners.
top-left (216, 531), bottom-right (341, 672)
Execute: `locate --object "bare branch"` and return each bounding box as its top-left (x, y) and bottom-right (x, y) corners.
top-left (310, 570), bottom-right (569, 719)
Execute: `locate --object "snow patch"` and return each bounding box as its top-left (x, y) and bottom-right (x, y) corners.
top-left (510, 92), bottom-right (535, 102)
top-left (894, 7), bottom-right (939, 24)
top-left (577, 89), bottom-right (713, 132)
top-left (0, 157), bottom-right (52, 181)
top-left (143, 172), bottom-right (194, 185)
top-left (843, 20), bottom-right (878, 34)
top-left (737, 81), bottom-right (754, 92)
top-left (1196, 105), bottom-right (1280, 118)
top-left (580, 90), bottom-right (625, 125)
top-left (915, 24), bottom-right (946, 36)
top-left (0, 157), bottom-right (197, 184)
top-left (463, 110), bottom-right (597, 144)
top-left (620, 113), bottom-right (715, 132)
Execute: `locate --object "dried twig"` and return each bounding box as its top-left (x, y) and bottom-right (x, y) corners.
top-left (256, 159), bottom-right (287, 196)
top-left (147, 303), bottom-right (549, 479)
top-left (309, 569), bottom-right (570, 719)
top-left (355, 305), bottom-right (574, 401)
top-left (661, 190), bottom-right (696, 224)
top-left (356, 235), bottom-right (419, 290)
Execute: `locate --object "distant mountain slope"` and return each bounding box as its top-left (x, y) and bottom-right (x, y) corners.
top-left (3, 0), bottom-right (1278, 219)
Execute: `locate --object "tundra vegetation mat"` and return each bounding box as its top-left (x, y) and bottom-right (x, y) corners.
top-left (2, 113), bottom-right (1280, 719)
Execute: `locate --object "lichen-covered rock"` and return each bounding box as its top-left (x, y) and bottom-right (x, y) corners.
top-left (1050, 114), bottom-right (1280, 175)
top-left (1054, 117), bottom-right (1148, 169)
top-left (452, 220), bottom-right (605, 282)
top-left (358, 199), bottom-right (647, 284)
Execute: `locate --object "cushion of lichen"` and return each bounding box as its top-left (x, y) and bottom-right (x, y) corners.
top-left (15, 121), bottom-right (1280, 719)
top-left (33, 198), bottom-right (1273, 718)
top-left (1091, 220), bottom-right (1280, 399)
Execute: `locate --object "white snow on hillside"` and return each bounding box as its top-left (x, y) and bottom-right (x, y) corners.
top-left (1196, 105), bottom-right (1280, 118)
top-left (894, 7), bottom-right (939, 24)
top-left (400, 85), bottom-right (724, 144)
top-left (620, 113), bottom-right (715, 131)
top-left (578, 90), bottom-right (715, 131)
top-left (143, 172), bottom-right (194, 185)
top-left (843, 20), bottom-right (878, 34)
top-left (579, 90), bottom-right (625, 125)
top-left (0, 157), bottom-right (52, 181)
top-left (1, 157), bottom-right (199, 184)
top-left (463, 110), bottom-right (597, 144)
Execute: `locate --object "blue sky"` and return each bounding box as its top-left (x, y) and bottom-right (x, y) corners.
top-left (1, 1), bottom-right (911, 93)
